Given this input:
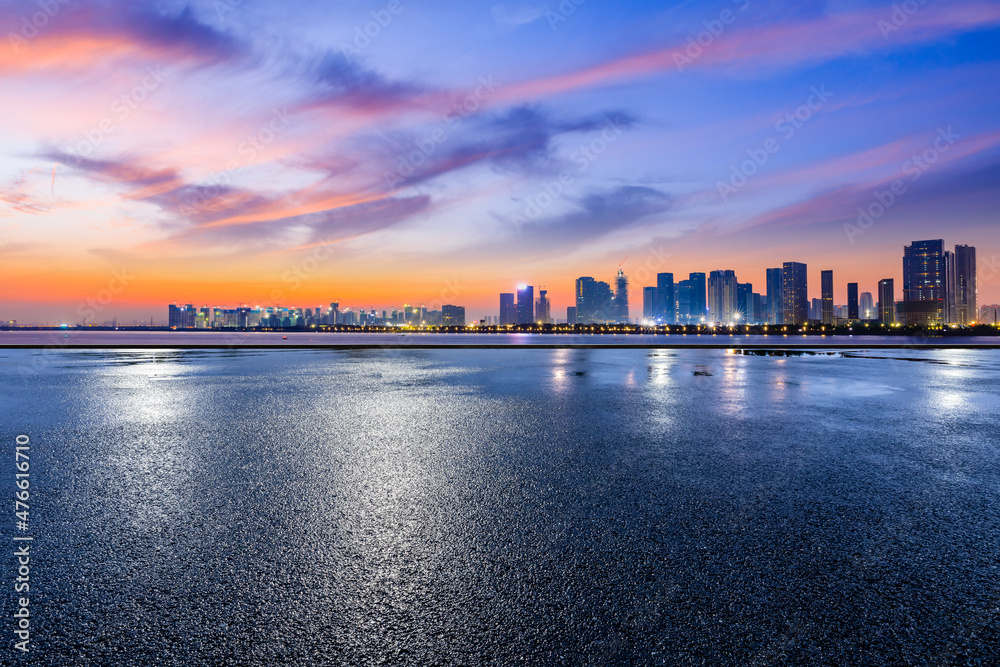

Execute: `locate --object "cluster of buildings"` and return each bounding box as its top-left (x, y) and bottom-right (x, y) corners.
top-left (504, 239), bottom-right (982, 327)
top-left (167, 303), bottom-right (465, 329)
top-left (164, 238), bottom-right (986, 331)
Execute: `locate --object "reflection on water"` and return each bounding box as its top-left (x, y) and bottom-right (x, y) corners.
top-left (2, 348), bottom-right (999, 666)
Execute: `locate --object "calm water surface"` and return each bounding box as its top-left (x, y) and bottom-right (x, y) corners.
top-left (1, 348), bottom-right (998, 665)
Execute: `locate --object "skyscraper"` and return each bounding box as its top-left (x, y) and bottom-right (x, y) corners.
top-left (614, 268), bottom-right (629, 323)
top-left (535, 289), bottom-right (550, 324)
top-left (499, 293), bottom-right (516, 325)
top-left (516, 285), bottom-right (534, 324)
top-left (737, 282), bottom-right (754, 323)
top-left (676, 279), bottom-right (692, 322)
top-left (782, 262), bottom-right (808, 325)
top-left (567, 306), bottom-right (577, 325)
top-left (878, 279), bottom-right (896, 324)
top-left (860, 292), bottom-right (875, 320)
top-left (708, 270), bottom-right (738, 324)
top-left (821, 270), bottom-right (834, 325)
top-left (643, 286), bottom-right (656, 320)
top-left (688, 272), bottom-right (707, 323)
top-left (901, 239), bottom-right (945, 326)
top-left (576, 277), bottom-right (614, 323)
top-left (766, 268), bottom-right (784, 324)
top-left (955, 244), bottom-right (978, 325)
top-left (656, 272), bottom-right (675, 323)
top-left (847, 283), bottom-right (859, 320)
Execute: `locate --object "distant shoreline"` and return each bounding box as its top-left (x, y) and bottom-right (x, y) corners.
top-left (1, 331), bottom-right (998, 350)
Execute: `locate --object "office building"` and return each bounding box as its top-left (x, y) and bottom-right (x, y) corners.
top-left (567, 306), bottom-right (577, 325)
top-left (614, 269), bottom-right (629, 323)
top-left (708, 270), bottom-right (738, 324)
top-left (955, 244), bottom-right (978, 325)
top-left (901, 239), bottom-right (946, 326)
top-left (656, 272), bottom-right (675, 323)
top-left (821, 270), bottom-right (834, 325)
top-left (878, 279), bottom-right (895, 324)
top-left (643, 286), bottom-right (656, 320)
top-left (535, 289), bottom-right (550, 324)
top-left (576, 276), bottom-right (614, 323)
top-left (737, 282), bottom-right (754, 323)
top-left (687, 272), bottom-right (707, 323)
top-left (517, 285), bottom-right (534, 324)
top-left (442, 304), bottom-right (465, 326)
top-left (499, 293), bottom-right (516, 325)
top-left (847, 283), bottom-right (859, 321)
top-left (860, 292), bottom-right (875, 320)
top-left (766, 268), bottom-right (784, 324)
top-left (782, 262), bottom-right (808, 325)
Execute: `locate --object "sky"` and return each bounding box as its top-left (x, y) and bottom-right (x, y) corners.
top-left (1, 0), bottom-right (998, 324)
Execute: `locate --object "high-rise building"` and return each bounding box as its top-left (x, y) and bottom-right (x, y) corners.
top-left (860, 292), bottom-right (874, 320)
top-left (810, 298), bottom-right (823, 321)
top-left (516, 285), bottom-right (534, 324)
top-left (782, 262), bottom-right (808, 325)
top-left (766, 268), bottom-right (784, 324)
top-left (442, 304), bottom-right (465, 326)
top-left (737, 282), bottom-right (754, 323)
top-left (708, 270), bottom-right (738, 324)
top-left (955, 244), bottom-right (978, 325)
top-left (567, 306), bottom-right (578, 325)
top-left (944, 249), bottom-right (957, 324)
top-left (878, 279), bottom-right (896, 324)
top-left (499, 293), bottom-right (516, 325)
top-left (642, 286), bottom-right (656, 320)
top-left (656, 273), bottom-right (675, 323)
top-left (676, 280), bottom-right (693, 322)
top-left (847, 283), bottom-right (859, 321)
top-left (535, 289), bottom-right (550, 324)
top-left (901, 239), bottom-right (946, 326)
top-left (821, 270), bottom-right (834, 325)
top-left (614, 269), bottom-right (629, 323)
top-left (980, 304), bottom-right (999, 324)
top-left (576, 276), bottom-right (614, 323)
top-left (688, 272), bottom-right (707, 323)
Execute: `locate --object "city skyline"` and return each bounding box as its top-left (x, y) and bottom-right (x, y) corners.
top-left (1, 1), bottom-right (999, 323)
top-left (19, 235), bottom-right (990, 328)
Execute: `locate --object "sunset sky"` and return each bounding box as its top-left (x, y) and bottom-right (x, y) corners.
top-left (2, 0), bottom-right (999, 324)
